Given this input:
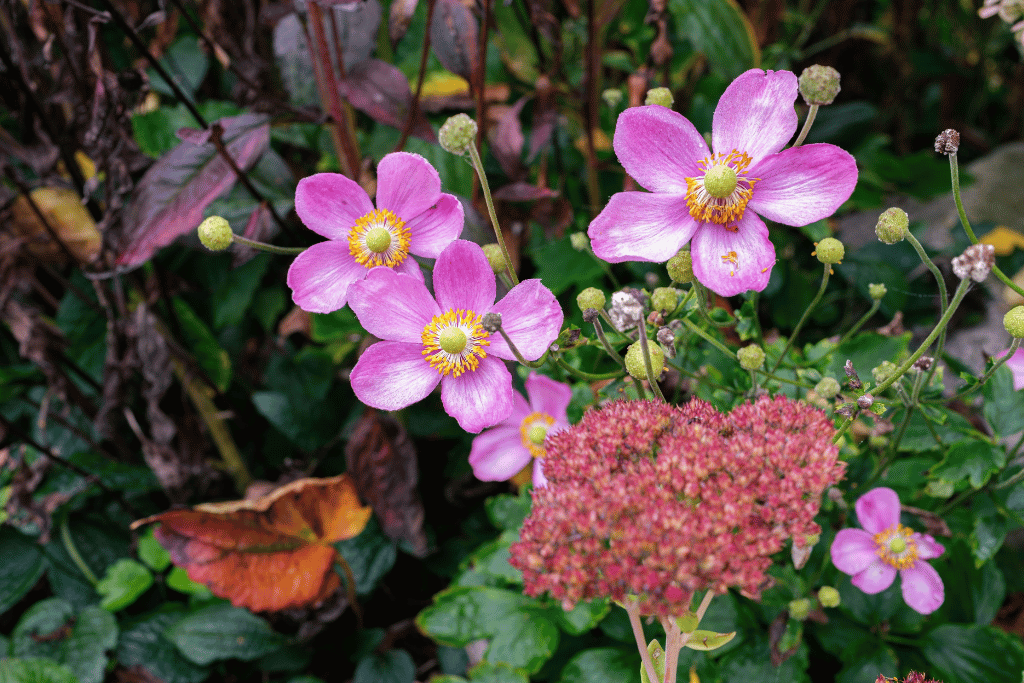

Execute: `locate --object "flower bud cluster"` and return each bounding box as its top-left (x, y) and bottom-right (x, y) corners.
top-left (509, 396), bottom-right (846, 617)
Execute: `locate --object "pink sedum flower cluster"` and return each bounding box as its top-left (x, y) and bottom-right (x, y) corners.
top-left (509, 396), bottom-right (846, 617)
top-left (588, 69), bottom-right (858, 297)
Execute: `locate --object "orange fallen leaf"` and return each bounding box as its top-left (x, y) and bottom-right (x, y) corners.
top-left (132, 474), bottom-right (371, 612)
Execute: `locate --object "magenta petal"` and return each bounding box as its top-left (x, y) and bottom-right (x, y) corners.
top-left (348, 267), bottom-right (439, 343)
top-left (441, 357), bottom-right (514, 433)
top-left (350, 341), bottom-right (439, 410)
top-left (405, 194), bottom-right (464, 258)
top-left (612, 106), bottom-right (709, 194)
top-left (588, 192), bottom-right (698, 263)
top-left (712, 69), bottom-right (798, 163)
top-left (526, 373), bottom-right (572, 424)
top-left (851, 559), bottom-right (898, 594)
top-left (915, 533), bottom-right (945, 560)
top-left (855, 487), bottom-right (901, 534)
top-left (376, 152), bottom-right (442, 221)
top-left (689, 211), bottom-right (775, 296)
top-left (393, 256), bottom-right (427, 283)
top-left (1002, 348), bottom-right (1024, 391)
top-left (488, 279), bottom-right (563, 361)
top-left (900, 562), bottom-right (944, 614)
top-left (295, 173), bottom-right (374, 240)
top-left (532, 458), bottom-right (549, 488)
top-left (830, 528), bottom-right (879, 575)
top-left (433, 240), bottom-right (496, 314)
top-left (747, 144), bottom-right (858, 226)
top-left (286, 240), bottom-right (365, 313)
top-left (468, 425), bottom-right (531, 481)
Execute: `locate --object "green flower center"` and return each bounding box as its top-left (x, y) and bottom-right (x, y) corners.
top-left (887, 536), bottom-right (907, 554)
top-left (438, 327), bottom-right (468, 354)
top-left (703, 164), bottom-right (738, 198)
top-left (364, 226), bottom-right (392, 254)
top-left (527, 425), bottom-right (548, 445)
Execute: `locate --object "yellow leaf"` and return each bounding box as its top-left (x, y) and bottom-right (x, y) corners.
top-left (981, 225), bottom-right (1024, 256)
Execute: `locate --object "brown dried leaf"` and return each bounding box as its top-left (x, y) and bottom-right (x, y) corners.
top-left (389, 0), bottom-right (418, 43)
top-left (8, 188), bottom-right (102, 264)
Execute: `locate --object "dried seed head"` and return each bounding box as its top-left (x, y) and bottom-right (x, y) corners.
top-left (934, 128), bottom-right (960, 155)
top-left (951, 243), bottom-right (995, 282)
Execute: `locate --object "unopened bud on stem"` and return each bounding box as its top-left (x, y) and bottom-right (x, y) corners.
top-left (798, 65), bottom-right (841, 105)
top-left (439, 114), bottom-right (478, 155)
top-left (198, 216), bottom-right (233, 251)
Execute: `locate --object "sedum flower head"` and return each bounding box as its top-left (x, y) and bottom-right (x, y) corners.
top-left (588, 69), bottom-right (858, 297)
top-left (509, 396), bottom-right (846, 617)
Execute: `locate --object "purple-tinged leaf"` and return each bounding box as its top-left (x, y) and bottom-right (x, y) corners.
top-left (117, 114), bottom-right (270, 267)
top-left (389, 0), bottom-right (418, 44)
top-left (176, 127), bottom-right (212, 145)
top-left (489, 97), bottom-right (528, 180)
top-left (232, 202), bottom-right (275, 268)
top-left (492, 181), bottom-right (558, 202)
top-left (430, 0), bottom-right (479, 82)
top-left (339, 59), bottom-right (435, 141)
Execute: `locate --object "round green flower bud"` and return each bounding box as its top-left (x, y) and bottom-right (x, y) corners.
top-left (737, 344), bottom-right (766, 371)
top-left (651, 287), bottom-right (678, 313)
top-left (788, 598), bottom-right (812, 621)
top-left (625, 340), bottom-right (664, 381)
top-left (1004, 305), bottom-right (1024, 338)
top-left (570, 232), bottom-right (589, 252)
top-left (925, 480), bottom-right (955, 498)
top-left (645, 87), bottom-right (674, 108)
top-left (868, 434), bottom-right (888, 449)
top-left (481, 243), bottom-right (507, 274)
top-left (814, 377), bottom-right (840, 399)
top-left (872, 360), bottom-right (898, 385)
top-left (198, 216), bottom-right (233, 251)
top-left (814, 237), bottom-right (845, 265)
top-left (868, 283), bottom-right (888, 300)
top-left (577, 287), bottom-right (607, 312)
top-left (817, 586), bottom-right (840, 608)
top-left (602, 88), bottom-right (623, 108)
top-left (439, 113), bottom-right (478, 155)
top-left (875, 207), bottom-right (909, 245)
top-left (667, 251), bottom-right (694, 284)
top-left (798, 65), bottom-right (841, 105)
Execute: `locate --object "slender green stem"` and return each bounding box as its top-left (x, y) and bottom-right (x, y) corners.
top-left (592, 318), bottom-right (627, 369)
top-left (792, 104), bottom-right (819, 147)
top-left (747, 290), bottom-right (764, 344)
top-left (904, 231), bottom-right (949, 389)
top-left (771, 265), bottom-right (830, 373)
top-left (554, 356), bottom-right (624, 381)
top-left (61, 519), bottom-right (99, 586)
top-left (231, 234), bottom-right (306, 255)
top-left (1008, 426), bottom-right (1024, 461)
top-left (935, 337), bottom-right (1023, 403)
top-left (637, 323), bottom-right (667, 402)
top-left (467, 142), bottom-right (518, 287)
top-left (993, 464), bottom-right (1024, 491)
top-left (837, 298), bottom-right (881, 347)
top-left (757, 370), bottom-right (815, 389)
top-left (624, 601), bottom-right (661, 683)
top-left (679, 316), bottom-right (736, 359)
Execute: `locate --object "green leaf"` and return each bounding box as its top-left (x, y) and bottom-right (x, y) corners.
top-left (639, 640), bottom-right (665, 683)
top-left (485, 493), bottom-right (532, 531)
top-left (166, 567), bottom-right (212, 598)
top-left (559, 647), bottom-right (640, 683)
top-left (61, 607), bottom-right (117, 683)
top-left (0, 659), bottom-right (78, 683)
top-left (484, 610), bottom-right (559, 674)
top-left (938, 540), bottom-right (1006, 624)
top-left (983, 364), bottom-right (1024, 437)
top-left (532, 236), bottom-right (605, 295)
top-left (667, 0), bottom-right (759, 79)
top-left (353, 650), bottom-right (416, 683)
top-left (172, 298), bottom-right (232, 392)
top-left (923, 624), bottom-right (1024, 683)
top-left (826, 332), bottom-right (912, 385)
top-left (466, 661), bottom-right (529, 683)
top-left (335, 518), bottom-right (398, 596)
top-left (683, 630), bottom-right (736, 651)
top-left (718, 634), bottom-right (809, 683)
top-left (970, 493), bottom-right (1009, 566)
top-left (835, 644), bottom-right (897, 683)
top-left (310, 308), bottom-right (362, 343)
top-left (137, 528), bottom-right (171, 571)
top-left (417, 586), bottom-right (531, 646)
top-left (0, 527), bottom-right (47, 615)
top-left (930, 440), bottom-right (1005, 489)
top-left (118, 608), bottom-right (210, 683)
top-left (553, 598), bottom-right (611, 636)
top-left (148, 36), bottom-right (209, 98)
top-left (210, 254), bottom-right (271, 329)
top-left (465, 535), bottom-right (521, 585)
top-left (12, 600), bottom-right (117, 683)
top-left (96, 559), bottom-right (153, 612)
top-left (165, 604), bottom-right (287, 665)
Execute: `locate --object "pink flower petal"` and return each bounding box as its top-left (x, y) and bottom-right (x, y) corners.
top-left (286, 240), bottom-right (365, 313)
top-left (830, 528), bottom-right (879, 575)
top-left (393, 255), bottom-right (427, 283)
top-left (915, 533), bottom-right (945, 560)
top-left (405, 194), bottom-right (465, 258)
top-left (488, 279), bottom-right (563, 362)
top-left (433, 240), bottom-right (496, 314)
top-left (295, 173), bottom-right (374, 240)
top-left (348, 267), bottom-right (439, 343)
top-left (588, 192), bottom-right (699, 263)
top-left (747, 144), bottom-right (858, 226)
top-left (612, 105), bottom-right (709, 194)
top-left (532, 457), bottom-right (548, 488)
top-left (851, 559), bottom-right (898, 594)
top-left (1001, 348), bottom-right (1024, 391)
top-left (900, 562), bottom-right (944, 614)
top-left (376, 152), bottom-right (442, 221)
top-left (441, 357), bottom-right (514, 433)
top-left (468, 424), bottom-right (531, 481)
top-left (526, 373), bottom-right (572, 424)
top-left (855, 487), bottom-right (901, 535)
top-left (689, 211), bottom-right (775, 296)
top-left (712, 69), bottom-right (798, 164)
top-left (350, 341), bottom-right (439, 410)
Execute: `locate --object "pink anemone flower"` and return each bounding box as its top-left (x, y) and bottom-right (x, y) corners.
top-left (347, 240), bottom-right (563, 433)
top-left (588, 69), bottom-right (858, 296)
top-left (468, 373), bottom-right (572, 485)
top-left (1000, 347), bottom-right (1024, 390)
top-left (831, 487), bottom-right (945, 615)
top-left (287, 152), bottom-right (464, 313)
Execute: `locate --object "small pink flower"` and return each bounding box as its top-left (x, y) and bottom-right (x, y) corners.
top-left (468, 373), bottom-right (572, 485)
top-left (347, 240), bottom-right (563, 433)
top-left (287, 152), bottom-right (464, 313)
top-left (1001, 347), bottom-right (1024, 390)
top-left (588, 69), bottom-right (858, 296)
top-left (831, 487), bottom-right (945, 615)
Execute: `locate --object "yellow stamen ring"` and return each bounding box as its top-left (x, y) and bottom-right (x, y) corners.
top-left (520, 412), bottom-right (556, 458)
top-left (348, 208), bottom-right (410, 268)
top-left (684, 150), bottom-right (758, 225)
top-left (422, 309), bottom-right (491, 377)
top-left (873, 524), bottom-right (919, 570)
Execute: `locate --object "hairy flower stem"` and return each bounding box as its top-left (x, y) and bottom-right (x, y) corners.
top-left (792, 104), bottom-right (819, 147)
top-left (592, 318), bottom-right (627, 369)
top-left (771, 266), bottom-right (831, 374)
top-left (905, 231), bottom-right (949, 388)
top-left (837, 298), bottom-right (881, 347)
top-left (554, 357), bottom-right (625, 381)
top-left (637, 323), bottom-right (667, 402)
top-left (679, 316), bottom-right (737, 360)
top-left (231, 234), bottom-right (306, 255)
top-left (495, 326), bottom-right (547, 368)
top-left (834, 277), bottom-right (973, 444)
top-left (467, 142), bottom-right (519, 287)
top-left (624, 601), bottom-right (662, 683)
top-left (949, 153), bottom-right (1024, 300)
top-left (938, 336), bottom-right (1024, 404)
